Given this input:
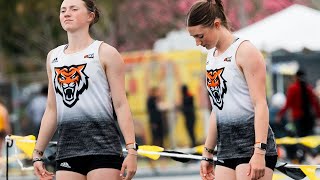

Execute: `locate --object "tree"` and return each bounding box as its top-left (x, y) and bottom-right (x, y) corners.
top-left (105, 0), bottom-right (312, 51)
top-left (106, 0), bottom-right (197, 51)
top-left (0, 0), bottom-right (316, 74)
top-left (223, 0), bottom-right (311, 30)
top-left (0, 0), bottom-right (63, 73)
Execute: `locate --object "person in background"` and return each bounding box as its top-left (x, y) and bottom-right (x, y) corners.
top-left (147, 87), bottom-right (165, 147)
top-left (32, 0), bottom-right (137, 179)
top-left (276, 69), bottom-right (320, 163)
top-left (0, 97), bottom-right (11, 157)
top-left (180, 84), bottom-right (197, 147)
top-left (269, 92), bottom-right (287, 138)
top-left (27, 85), bottom-right (48, 138)
top-left (277, 69), bottom-right (320, 137)
top-left (186, 0), bottom-right (278, 179)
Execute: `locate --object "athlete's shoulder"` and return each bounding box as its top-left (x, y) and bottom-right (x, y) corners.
top-left (46, 49), bottom-right (55, 64)
top-left (47, 44), bottom-right (67, 59)
top-left (99, 42), bottom-right (120, 57)
top-left (237, 41), bottom-right (261, 56)
top-left (51, 44), bottom-right (67, 53)
top-left (99, 42), bottom-right (123, 65)
top-left (237, 40), bottom-right (263, 63)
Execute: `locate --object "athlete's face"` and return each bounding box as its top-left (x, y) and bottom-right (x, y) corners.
top-left (187, 22), bottom-right (219, 50)
top-left (60, 0), bottom-right (94, 32)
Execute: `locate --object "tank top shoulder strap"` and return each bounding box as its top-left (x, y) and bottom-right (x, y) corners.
top-left (89, 40), bottom-right (103, 54)
top-left (229, 37), bottom-right (249, 78)
top-left (50, 44), bottom-right (67, 59)
top-left (231, 37), bottom-right (248, 56)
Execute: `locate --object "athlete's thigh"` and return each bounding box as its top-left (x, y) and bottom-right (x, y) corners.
top-left (235, 164), bottom-right (273, 180)
top-left (87, 168), bottom-right (121, 180)
top-left (56, 170), bottom-right (86, 180)
top-left (215, 165), bottom-right (236, 180)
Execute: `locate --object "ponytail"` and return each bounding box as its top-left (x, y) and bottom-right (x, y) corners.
top-left (82, 0), bottom-right (100, 28)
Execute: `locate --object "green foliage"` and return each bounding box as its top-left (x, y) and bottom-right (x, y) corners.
top-left (0, 0), bottom-right (64, 73)
top-left (0, 0), bottom-right (317, 74)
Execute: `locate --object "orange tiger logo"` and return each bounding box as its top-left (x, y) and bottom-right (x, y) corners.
top-left (206, 68), bottom-right (227, 110)
top-left (54, 64), bottom-right (89, 108)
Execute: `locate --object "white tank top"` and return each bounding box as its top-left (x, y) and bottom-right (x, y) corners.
top-left (50, 40), bottom-right (122, 160)
top-left (206, 38), bottom-right (254, 119)
top-left (206, 38), bottom-right (277, 159)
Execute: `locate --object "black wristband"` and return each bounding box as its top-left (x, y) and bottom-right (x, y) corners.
top-left (32, 157), bottom-right (43, 164)
top-left (201, 157), bottom-right (214, 164)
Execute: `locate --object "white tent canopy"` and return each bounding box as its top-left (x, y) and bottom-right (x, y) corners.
top-left (153, 30), bottom-right (206, 52)
top-left (234, 4), bottom-right (320, 52)
top-left (153, 4), bottom-right (320, 53)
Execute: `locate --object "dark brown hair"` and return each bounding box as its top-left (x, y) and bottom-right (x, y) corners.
top-left (186, 0), bottom-right (229, 29)
top-left (82, 0), bottom-right (100, 28)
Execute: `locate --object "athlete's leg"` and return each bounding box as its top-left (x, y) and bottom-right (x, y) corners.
top-left (56, 171), bottom-right (86, 180)
top-left (87, 168), bottom-right (121, 180)
top-left (215, 165), bottom-right (236, 180)
top-left (235, 164), bottom-right (273, 180)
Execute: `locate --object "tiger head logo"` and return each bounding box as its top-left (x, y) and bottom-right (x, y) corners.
top-left (54, 64), bottom-right (89, 108)
top-left (206, 68), bottom-right (227, 110)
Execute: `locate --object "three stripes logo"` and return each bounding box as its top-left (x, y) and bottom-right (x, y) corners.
top-left (52, 57), bottom-right (58, 63)
top-left (60, 162), bottom-right (71, 168)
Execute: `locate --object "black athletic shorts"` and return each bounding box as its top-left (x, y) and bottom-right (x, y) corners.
top-left (216, 155), bottom-right (278, 170)
top-left (56, 155), bottom-right (124, 176)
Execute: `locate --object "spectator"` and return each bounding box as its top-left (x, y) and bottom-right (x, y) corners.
top-left (180, 84), bottom-right (196, 147)
top-left (147, 87), bottom-right (165, 147)
top-left (277, 69), bottom-right (320, 137)
top-left (0, 97), bottom-right (11, 156)
top-left (269, 92), bottom-right (287, 138)
top-left (27, 85), bottom-right (48, 138)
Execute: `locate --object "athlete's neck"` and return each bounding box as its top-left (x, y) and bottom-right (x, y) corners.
top-left (215, 30), bottom-right (235, 56)
top-left (65, 29), bottom-right (94, 54)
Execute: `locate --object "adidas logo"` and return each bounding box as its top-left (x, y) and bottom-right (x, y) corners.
top-left (84, 53), bottom-right (94, 59)
top-left (60, 162), bottom-right (71, 168)
top-left (224, 56), bottom-right (232, 62)
top-left (52, 57), bottom-right (58, 63)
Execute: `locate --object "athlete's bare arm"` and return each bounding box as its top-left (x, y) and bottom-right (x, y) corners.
top-left (236, 41), bottom-right (269, 148)
top-left (34, 50), bottom-right (58, 152)
top-left (204, 110), bottom-right (218, 154)
top-left (99, 43), bottom-right (135, 146)
top-left (33, 50), bottom-right (57, 179)
top-left (99, 43), bottom-right (137, 179)
top-left (236, 41), bottom-right (269, 179)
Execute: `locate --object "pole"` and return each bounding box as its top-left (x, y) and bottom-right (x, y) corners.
top-left (5, 135), bottom-right (13, 180)
top-left (6, 140), bottom-right (8, 180)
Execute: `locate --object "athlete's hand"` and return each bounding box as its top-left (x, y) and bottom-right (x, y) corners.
top-left (33, 161), bottom-right (54, 180)
top-left (120, 151), bottom-right (137, 180)
top-left (200, 160), bottom-right (214, 180)
top-left (248, 151), bottom-right (266, 180)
